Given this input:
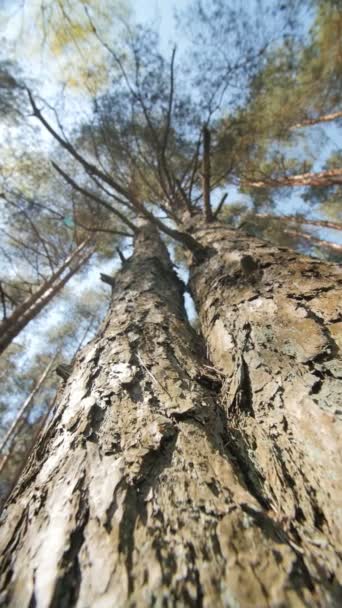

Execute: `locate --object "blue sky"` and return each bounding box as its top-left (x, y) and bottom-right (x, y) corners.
top-left (132, 0), bottom-right (189, 42)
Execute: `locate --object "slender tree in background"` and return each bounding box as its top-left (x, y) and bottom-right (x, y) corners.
top-left (0, 238), bottom-right (93, 355)
top-left (0, 0), bottom-right (134, 494)
top-left (0, 284), bottom-right (109, 505)
top-left (0, 0), bottom-right (341, 605)
top-left (0, 356), bottom-right (56, 471)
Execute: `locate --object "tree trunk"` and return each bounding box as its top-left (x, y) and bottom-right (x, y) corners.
top-left (0, 240), bottom-right (92, 356)
top-left (189, 219), bottom-right (342, 605)
top-left (0, 222), bottom-right (325, 608)
top-left (0, 356), bottom-right (56, 465)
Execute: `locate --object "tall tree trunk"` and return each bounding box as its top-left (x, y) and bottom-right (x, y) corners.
top-left (0, 240), bottom-right (92, 356)
top-left (189, 219), bottom-right (342, 604)
top-left (0, 223), bottom-right (323, 608)
top-left (0, 356), bottom-right (56, 465)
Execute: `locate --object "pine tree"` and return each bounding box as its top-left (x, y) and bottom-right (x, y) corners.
top-left (0, 239), bottom-right (93, 355)
top-left (0, 2), bottom-right (341, 605)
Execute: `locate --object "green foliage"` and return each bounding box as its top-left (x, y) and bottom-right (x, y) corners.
top-left (211, 0), bottom-right (341, 214)
top-left (1, 0), bottom-right (130, 94)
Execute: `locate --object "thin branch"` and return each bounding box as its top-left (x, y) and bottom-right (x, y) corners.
top-left (162, 46), bottom-right (176, 156)
top-left (0, 192), bottom-right (65, 221)
top-left (1, 229), bottom-right (52, 267)
top-left (253, 213), bottom-right (342, 232)
top-left (0, 356), bottom-right (57, 457)
top-left (52, 162), bottom-right (138, 234)
top-left (27, 89), bottom-right (133, 201)
top-left (73, 316), bottom-right (96, 355)
top-left (82, 14), bottom-right (191, 216)
top-left (116, 248), bottom-right (126, 264)
top-left (202, 125), bottom-right (213, 221)
top-left (290, 110), bottom-right (342, 130)
top-left (283, 229), bottom-right (342, 253)
top-left (213, 193), bottom-right (228, 219)
top-left (242, 168), bottom-right (342, 188)
top-left (74, 221), bottom-right (133, 238)
top-left (10, 202), bottom-right (56, 273)
top-left (187, 132), bottom-right (202, 202)
top-left (0, 283), bottom-right (7, 321)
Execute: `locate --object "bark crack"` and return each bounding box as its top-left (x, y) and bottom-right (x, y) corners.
top-left (49, 474), bottom-right (89, 608)
top-left (297, 303), bottom-right (339, 363)
top-left (115, 431), bottom-right (178, 594)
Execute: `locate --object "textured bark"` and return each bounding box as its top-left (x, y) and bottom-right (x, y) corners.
top-left (0, 223), bottom-right (323, 608)
top-left (0, 241), bottom-right (92, 356)
top-left (189, 220), bottom-right (342, 605)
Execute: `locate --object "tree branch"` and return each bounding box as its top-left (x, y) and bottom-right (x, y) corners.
top-left (253, 213), bottom-right (342, 232)
top-left (27, 89), bottom-right (133, 202)
top-left (130, 197), bottom-right (207, 259)
top-left (283, 229), bottom-right (342, 253)
top-left (242, 168), bottom-right (342, 188)
top-left (213, 193), bottom-right (228, 219)
top-left (52, 162), bottom-right (138, 234)
top-left (290, 111), bottom-right (342, 130)
top-left (0, 283), bottom-right (7, 321)
top-left (202, 125), bottom-right (213, 222)
top-left (162, 46), bottom-right (176, 157)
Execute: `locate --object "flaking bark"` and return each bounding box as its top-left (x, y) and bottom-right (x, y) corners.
top-left (0, 223), bottom-right (323, 608)
top-left (189, 219), bottom-right (342, 606)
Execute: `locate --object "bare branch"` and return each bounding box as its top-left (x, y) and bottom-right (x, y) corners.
top-left (27, 89), bottom-right (133, 202)
top-left (242, 168), bottom-right (342, 188)
top-left (283, 229), bottom-right (342, 253)
top-left (202, 126), bottom-right (213, 222)
top-left (116, 248), bottom-right (126, 264)
top-left (0, 283), bottom-right (7, 321)
top-left (290, 111), bottom-right (342, 130)
top-left (187, 132), bottom-right (202, 203)
top-left (162, 46), bottom-right (176, 157)
top-left (51, 162), bottom-right (138, 234)
top-left (213, 193), bottom-right (228, 219)
top-left (73, 220), bottom-right (134, 239)
top-left (253, 213), bottom-right (342, 232)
